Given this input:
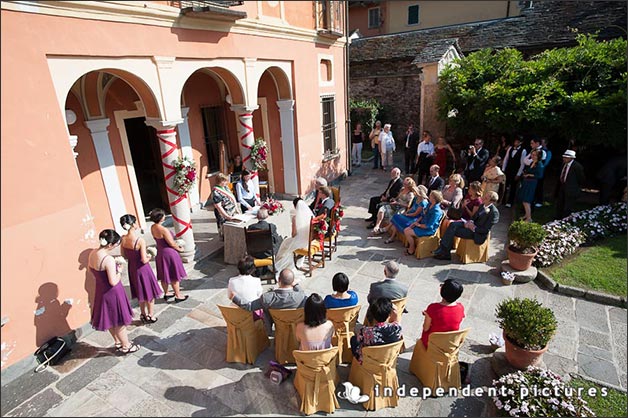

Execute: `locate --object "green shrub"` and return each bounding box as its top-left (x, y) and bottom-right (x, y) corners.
top-left (495, 297), bottom-right (557, 350)
top-left (508, 220), bottom-right (547, 253)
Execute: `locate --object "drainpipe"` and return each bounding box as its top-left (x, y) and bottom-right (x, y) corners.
top-left (344, 0), bottom-right (352, 176)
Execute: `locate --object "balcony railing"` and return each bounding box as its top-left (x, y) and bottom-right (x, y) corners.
top-left (317, 1), bottom-right (344, 38)
top-left (169, 1), bottom-right (246, 20)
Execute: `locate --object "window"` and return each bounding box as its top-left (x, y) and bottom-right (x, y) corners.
top-left (200, 106), bottom-right (226, 173)
top-left (321, 96), bottom-right (336, 154)
top-left (368, 7), bottom-right (380, 29)
top-left (407, 4), bottom-right (419, 25)
top-left (320, 59), bottom-right (332, 82)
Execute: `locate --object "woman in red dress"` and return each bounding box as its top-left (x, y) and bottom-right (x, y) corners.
top-left (421, 279), bottom-right (465, 348)
top-left (434, 136), bottom-right (457, 176)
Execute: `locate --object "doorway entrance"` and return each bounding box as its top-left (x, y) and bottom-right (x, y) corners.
top-left (124, 117), bottom-right (169, 216)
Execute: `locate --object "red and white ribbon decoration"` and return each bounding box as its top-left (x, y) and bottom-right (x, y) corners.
top-left (236, 112), bottom-right (260, 197)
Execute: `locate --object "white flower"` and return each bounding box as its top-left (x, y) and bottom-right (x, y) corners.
top-left (99, 237), bottom-right (108, 246)
top-left (447, 108), bottom-right (459, 118)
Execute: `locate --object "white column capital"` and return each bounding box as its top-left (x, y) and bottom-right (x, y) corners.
top-left (181, 107), bottom-right (190, 119)
top-left (85, 118), bottom-right (111, 134)
top-left (243, 57), bottom-right (257, 67)
top-left (230, 105), bottom-right (259, 114)
top-left (152, 56), bottom-right (176, 70)
top-left (145, 118), bottom-right (183, 132)
top-left (277, 99), bottom-right (295, 112)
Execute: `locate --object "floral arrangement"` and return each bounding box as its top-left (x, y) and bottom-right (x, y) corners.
top-left (534, 202), bottom-right (627, 267)
top-left (492, 367), bottom-right (595, 417)
top-left (313, 218), bottom-right (328, 247)
top-left (261, 197), bottom-right (284, 216)
top-left (500, 271), bottom-right (515, 285)
top-left (489, 332), bottom-right (505, 349)
top-left (330, 205), bottom-right (345, 233)
top-left (250, 137), bottom-right (268, 171)
top-left (172, 156), bottom-right (197, 195)
top-left (113, 256), bottom-right (127, 274)
top-left (146, 246), bottom-right (157, 257)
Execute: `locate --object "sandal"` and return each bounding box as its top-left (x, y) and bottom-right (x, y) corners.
top-left (119, 343), bottom-right (141, 355)
top-left (114, 342), bottom-right (123, 350)
top-left (384, 238), bottom-right (395, 244)
top-left (405, 249), bottom-right (414, 256)
top-left (144, 314), bottom-right (158, 324)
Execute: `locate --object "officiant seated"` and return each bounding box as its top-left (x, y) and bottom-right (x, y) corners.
top-left (236, 170), bottom-right (261, 212)
top-left (247, 208), bottom-right (283, 259)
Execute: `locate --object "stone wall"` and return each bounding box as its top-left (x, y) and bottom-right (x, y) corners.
top-left (350, 59), bottom-right (422, 143)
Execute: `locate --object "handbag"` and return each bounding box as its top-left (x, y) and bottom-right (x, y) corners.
top-left (34, 336), bottom-right (71, 372)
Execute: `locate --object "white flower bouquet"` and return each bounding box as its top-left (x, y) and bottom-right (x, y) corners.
top-left (146, 246), bottom-right (157, 257)
top-left (113, 256), bottom-right (127, 273)
top-left (172, 156), bottom-right (197, 195)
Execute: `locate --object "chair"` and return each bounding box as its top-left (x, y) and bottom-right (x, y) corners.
top-left (269, 308), bottom-right (304, 364)
top-left (455, 233), bottom-right (490, 264)
top-left (244, 224), bottom-right (277, 284)
top-left (217, 305), bottom-right (270, 364)
top-left (324, 203), bottom-right (340, 260)
top-left (363, 297), bottom-right (407, 327)
top-left (293, 346), bottom-right (340, 415)
top-left (413, 213), bottom-right (445, 259)
top-left (293, 217), bottom-right (325, 277)
top-left (327, 305), bottom-right (361, 364)
top-left (409, 328), bottom-right (470, 392)
top-left (330, 186), bottom-right (341, 204)
top-left (348, 340), bottom-right (404, 411)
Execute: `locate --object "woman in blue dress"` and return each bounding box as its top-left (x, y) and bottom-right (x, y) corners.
top-left (516, 150), bottom-right (544, 222)
top-left (383, 185), bottom-right (429, 244)
top-left (404, 191), bottom-right (444, 255)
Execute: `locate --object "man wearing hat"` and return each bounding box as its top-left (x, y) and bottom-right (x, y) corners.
top-left (555, 150), bottom-right (584, 220)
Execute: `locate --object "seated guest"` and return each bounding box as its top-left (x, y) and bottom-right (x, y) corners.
top-left (247, 207), bottom-right (283, 259)
top-left (309, 177), bottom-right (329, 212)
top-left (383, 185), bottom-right (429, 244)
top-left (420, 279), bottom-right (465, 348)
top-left (230, 268), bottom-right (307, 334)
top-left (370, 177), bottom-right (418, 234)
top-left (404, 191), bottom-right (444, 255)
top-left (365, 168), bottom-right (403, 226)
top-left (227, 255), bottom-right (264, 320)
top-left (350, 297), bottom-right (402, 363)
top-left (441, 174), bottom-right (464, 211)
top-left (314, 186), bottom-right (336, 220)
top-left (235, 169), bottom-right (261, 212)
top-left (433, 191), bottom-right (500, 260)
top-left (461, 181), bottom-right (483, 220)
top-left (324, 272), bottom-right (358, 308)
top-left (212, 173), bottom-right (241, 233)
top-left (295, 293), bottom-right (335, 351)
top-left (366, 260), bottom-right (408, 306)
top-left (426, 164), bottom-right (445, 193)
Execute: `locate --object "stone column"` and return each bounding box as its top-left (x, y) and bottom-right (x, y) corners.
top-left (230, 105), bottom-right (261, 198)
top-left (177, 107), bottom-right (201, 211)
top-left (85, 118), bottom-right (127, 233)
top-left (69, 135), bottom-right (78, 158)
top-left (277, 100), bottom-right (298, 195)
top-left (145, 119), bottom-right (196, 262)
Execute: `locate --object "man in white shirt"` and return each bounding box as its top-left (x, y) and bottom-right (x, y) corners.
top-left (416, 130), bottom-right (435, 185)
top-left (227, 255), bottom-right (263, 302)
top-left (501, 135), bottom-right (527, 207)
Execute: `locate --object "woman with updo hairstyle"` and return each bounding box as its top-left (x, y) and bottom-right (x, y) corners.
top-left (149, 208), bottom-right (188, 303)
top-left (120, 214), bottom-right (163, 324)
top-left (88, 229), bottom-right (139, 354)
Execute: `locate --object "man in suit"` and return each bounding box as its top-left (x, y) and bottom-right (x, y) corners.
top-left (433, 191), bottom-right (500, 260)
top-left (309, 177), bottom-right (328, 212)
top-left (464, 138), bottom-right (490, 184)
top-left (555, 150), bottom-right (585, 220)
top-left (365, 167), bottom-right (403, 226)
top-left (314, 186), bottom-right (335, 219)
top-left (247, 207), bottom-right (283, 258)
top-left (426, 164), bottom-right (445, 193)
top-left (403, 123), bottom-right (421, 175)
top-left (366, 260), bottom-right (408, 304)
top-left (230, 268), bottom-right (307, 334)
top-left (501, 135), bottom-right (527, 208)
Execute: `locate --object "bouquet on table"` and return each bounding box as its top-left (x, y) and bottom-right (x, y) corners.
top-left (172, 156), bottom-right (197, 195)
top-left (261, 198), bottom-right (284, 216)
top-left (250, 137), bottom-right (268, 171)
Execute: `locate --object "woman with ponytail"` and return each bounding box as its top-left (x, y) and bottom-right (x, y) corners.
top-left (88, 229), bottom-right (139, 354)
top-left (120, 214), bottom-right (163, 324)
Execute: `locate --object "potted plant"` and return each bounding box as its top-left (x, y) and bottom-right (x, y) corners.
top-left (507, 220), bottom-right (547, 270)
top-left (495, 297), bottom-right (557, 370)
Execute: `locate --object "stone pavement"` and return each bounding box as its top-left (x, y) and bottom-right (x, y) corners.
top-left (2, 160), bottom-right (626, 417)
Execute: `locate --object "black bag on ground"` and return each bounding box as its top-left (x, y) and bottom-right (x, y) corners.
top-left (34, 336), bottom-right (71, 372)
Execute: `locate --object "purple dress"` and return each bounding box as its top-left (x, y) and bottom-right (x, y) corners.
top-left (90, 260), bottom-right (134, 331)
top-left (123, 238), bottom-right (163, 302)
top-left (155, 230), bottom-right (187, 284)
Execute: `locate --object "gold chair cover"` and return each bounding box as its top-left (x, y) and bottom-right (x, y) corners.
top-left (293, 346), bottom-right (340, 415)
top-left (455, 233), bottom-right (490, 264)
top-left (327, 305), bottom-right (361, 364)
top-left (269, 308), bottom-right (304, 364)
top-left (218, 304), bottom-right (269, 364)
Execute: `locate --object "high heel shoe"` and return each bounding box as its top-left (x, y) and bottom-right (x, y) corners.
top-left (144, 314), bottom-right (158, 323)
top-left (174, 295), bottom-right (189, 303)
top-left (140, 314), bottom-right (147, 324)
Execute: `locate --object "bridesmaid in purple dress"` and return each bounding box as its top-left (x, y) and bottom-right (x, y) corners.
top-left (120, 214), bottom-right (163, 323)
top-left (88, 229), bottom-right (140, 354)
top-left (149, 208), bottom-right (189, 303)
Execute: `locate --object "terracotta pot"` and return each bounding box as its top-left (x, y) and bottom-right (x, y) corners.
top-left (506, 246), bottom-right (537, 271)
top-left (503, 331), bottom-right (548, 370)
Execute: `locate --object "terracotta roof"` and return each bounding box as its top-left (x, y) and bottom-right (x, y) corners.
top-left (350, 1), bottom-right (627, 63)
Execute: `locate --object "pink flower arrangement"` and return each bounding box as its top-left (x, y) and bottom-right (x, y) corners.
top-left (250, 137), bottom-right (268, 171)
top-left (313, 218), bottom-right (328, 247)
top-left (261, 198), bottom-right (284, 216)
top-left (173, 156), bottom-right (197, 195)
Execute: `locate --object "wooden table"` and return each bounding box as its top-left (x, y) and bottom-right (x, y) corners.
top-left (223, 214), bottom-right (257, 264)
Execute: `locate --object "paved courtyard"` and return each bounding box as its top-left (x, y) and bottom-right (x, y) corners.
top-left (2, 160), bottom-right (626, 417)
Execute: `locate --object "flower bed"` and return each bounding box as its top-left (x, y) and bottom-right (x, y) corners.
top-left (493, 367), bottom-right (595, 417)
top-left (534, 202), bottom-right (627, 268)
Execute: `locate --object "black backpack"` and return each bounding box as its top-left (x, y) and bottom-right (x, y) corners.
top-left (34, 336), bottom-right (71, 372)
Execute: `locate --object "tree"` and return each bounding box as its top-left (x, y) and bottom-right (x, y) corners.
top-left (438, 34), bottom-right (627, 149)
top-left (349, 97), bottom-right (382, 131)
